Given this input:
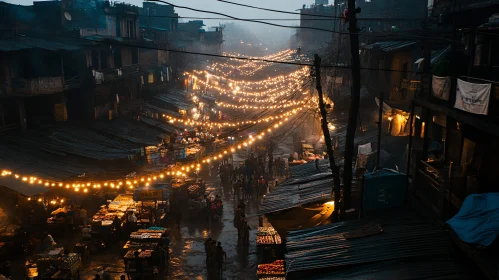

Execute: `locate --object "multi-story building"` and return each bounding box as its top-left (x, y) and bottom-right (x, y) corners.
top-left (0, 0), bottom-right (147, 128)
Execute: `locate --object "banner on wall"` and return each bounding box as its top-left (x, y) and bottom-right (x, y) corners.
top-left (432, 76), bottom-right (451, 100)
top-left (454, 78), bottom-right (491, 115)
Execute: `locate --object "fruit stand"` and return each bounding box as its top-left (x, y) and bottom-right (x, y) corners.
top-left (257, 260), bottom-right (285, 279)
top-left (256, 227), bottom-right (284, 263)
top-left (123, 227), bottom-right (169, 278)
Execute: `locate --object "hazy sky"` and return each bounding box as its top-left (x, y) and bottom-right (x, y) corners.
top-left (6, 0), bottom-right (319, 48)
top-left (6, 0), bottom-right (313, 27)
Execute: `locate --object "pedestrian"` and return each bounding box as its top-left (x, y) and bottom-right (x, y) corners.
top-left (315, 157), bottom-right (320, 171)
top-left (233, 179), bottom-right (241, 200)
top-left (246, 176), bottom-right (253, 199)
top-left (234, 207), bottom-right (241, 228)
top-left (215, 242), bottom-right (226, 278)
top-left (176, 211), bottom-right (182, 228)
top-left (238, 199), bottom-right (246, 215)
top-left (205, 237), bottom-right (213, 262)
top-left (243, 221), bottom-right (250, 245)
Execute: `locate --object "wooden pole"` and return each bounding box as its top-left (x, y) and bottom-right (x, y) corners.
top-left (343, 0), bottom-right (362, 212)
top-left (313, 54), bottom-right (342, 221)
top-left (376, 92), bottom-right (383, 170)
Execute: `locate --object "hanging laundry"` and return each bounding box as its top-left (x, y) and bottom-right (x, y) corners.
top-left (94, 71), bottom-right (105, 84)
top-left (455, 78), bottom-right (491, 115)
top-left (357, 143), bottom-right (372, 155)
top-left (432, 76), bottom-right (451, 100)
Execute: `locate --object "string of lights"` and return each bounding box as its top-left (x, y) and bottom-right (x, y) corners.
top-left (0, 106), bottom-right (307, 193)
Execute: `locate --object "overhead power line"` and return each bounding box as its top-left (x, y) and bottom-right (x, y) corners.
top-left (145, 0), bottom-right (456, 43)
top-left (216, 0), bottom-right (426, 22)
top-left (216, 0), bottom-right (340, 19)
top-left (76, 36), bottom-right (423, 74)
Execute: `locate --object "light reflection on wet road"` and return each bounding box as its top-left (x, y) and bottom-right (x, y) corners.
top-left (80, 174), bottom-right (259, 280)
top-left (167, 176), bottom-right (259, 280)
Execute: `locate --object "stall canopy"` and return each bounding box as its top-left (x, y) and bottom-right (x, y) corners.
top-left (0, 177), bottom-right (50, 197)
top-left (285, 211), bottom-right (468, 279)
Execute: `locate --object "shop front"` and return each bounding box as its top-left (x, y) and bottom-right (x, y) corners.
top-left (409, 98), bottom-right (499, 220)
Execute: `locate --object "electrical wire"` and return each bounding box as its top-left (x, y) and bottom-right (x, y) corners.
top-left (75, 36), bottom-right (425, 74)
top-left (147, 0), bottom-right (456, 42)
top-left (216, 0), bottom-right (426, 22)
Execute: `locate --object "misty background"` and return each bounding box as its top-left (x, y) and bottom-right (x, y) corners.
top-left (5, 0), bottom-right (321, 52)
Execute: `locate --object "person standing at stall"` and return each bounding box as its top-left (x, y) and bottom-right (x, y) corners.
top-left (127, 211), bottom-right (137, 233)
top-left (42, 232), bottom-right (56, 251)
top-left (113, 215), bottom-right (122, 240)
top-left (80, 207), bottom-right (88, 226)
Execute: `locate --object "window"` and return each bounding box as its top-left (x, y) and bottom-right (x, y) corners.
top-left (132, 48), bottom-right (139, 64)
top-left (91, 50), bottom-right (99, 69)
top-left (100, 51), bottom-right (108, 69)
top-left (114, 49), bottom-right (122, 68)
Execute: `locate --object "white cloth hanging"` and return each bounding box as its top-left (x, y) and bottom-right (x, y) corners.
top-left (455, 78), bottom-right (491, 115)
top-left (358, 143), bottom-right (372, 155)
top-left (432, 76), bottom-right (451, 100)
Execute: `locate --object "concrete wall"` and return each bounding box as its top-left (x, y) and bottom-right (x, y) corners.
top-left (80, 15), bottom-right (117, 37)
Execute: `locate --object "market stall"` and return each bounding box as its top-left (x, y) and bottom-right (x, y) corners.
top-left (133, 186), bottom-right (169, 227)
top-left (124, 227), bottom-right (169, 278)
top-left (256, 227), bottom-right (283, 263)
top-left (0, 224), bottom-right (21, 257)
top-left (90, 194), bottom-right (135, 245)
top-left (27, 248), bottom-right (81, 280)
top-left (257, 260), bottom-right (285, 279)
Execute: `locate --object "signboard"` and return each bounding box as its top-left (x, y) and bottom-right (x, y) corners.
top-left (135, 189), bottom-right (163, 201)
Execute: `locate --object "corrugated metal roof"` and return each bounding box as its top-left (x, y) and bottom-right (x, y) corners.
top-left (0, 37), bottom-right (81, 52)
top-left (365, 41), bottom-right (417, 52)
top-left (285, 212), bottom-right (469, 279)
top-left (259, 176), bottom-right (333, 215)
top-left (153, 89), bottom-right (193, 111)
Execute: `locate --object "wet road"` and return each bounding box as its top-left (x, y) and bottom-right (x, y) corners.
top-left (80, 173), bottom-right (260, 280)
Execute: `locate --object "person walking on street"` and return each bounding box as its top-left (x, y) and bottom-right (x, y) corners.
top-left (205, 237), bottom-right (213, 264)
top-left (215, 242), bottom-right (226, 279)
top-left (238, 200), bottom-right (246, 215)
top-left (242, 221), bottom-right (250, 246)
top-left (234, 206), bottom-right (241, 228)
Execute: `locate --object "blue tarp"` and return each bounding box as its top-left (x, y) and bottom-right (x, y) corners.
top-left (446, 193), bottom-right (499, 247)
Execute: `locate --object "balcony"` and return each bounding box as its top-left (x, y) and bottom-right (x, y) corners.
top-left (11, 77), bottom-right (64, 96)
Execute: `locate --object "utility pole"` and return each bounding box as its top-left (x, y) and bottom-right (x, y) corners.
top-left (313, 54), bottom-right (342, 221)
top-left (268, 136), bottom-right (274, 180)
top-left (376, 92), bottom-right (383, 169)
top-left (343, 0), bottom-right (361, 213)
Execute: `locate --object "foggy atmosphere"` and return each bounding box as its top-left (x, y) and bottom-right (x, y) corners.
top-left (0, 0), bottom-right (498, 279)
